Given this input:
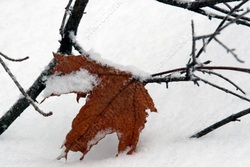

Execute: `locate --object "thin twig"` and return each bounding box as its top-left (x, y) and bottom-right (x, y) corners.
top-left (156, 0), bottom-right (250, 27)
top-left (58, 0), bottom-right (89, 54)
top-left (195, 32), bottom-right (220, 40)
top-left (190, 8), bottom-right (250, 27)
top-left (72, 42), bottom-right (86, 55)
top-left (147, 71), bottom-right (249, 102)
top-left (0, 52), bottom-right (29, 62)
top-left (214, 37), bottom-right (244, 63)
top-left (68, 31), bottom-right (87, 55)
top-left (219, 9), bottom-right (250, 31)
top-left (0, 56), bottom-right (52, 117)
top-left (210, 5), bottom-right (250, 22)
top-left (197, 69), bottom-right (245, 94)
top-left (0, 0), bottom-right (89, 135)
top-left (202, 38), bottom-right (206, 52)
top-left (224, 2), bottom-right (232, 10)
top-left (190, 107), bottom-right (250, 138)
top-left (185, 21), bottom-right (197, 78)
top-left (193, 74), bottom-right (250, 102)
top-left (191, 20), bottom-right (196, 63)
top-left (60, 0), bottom-right (74, 37)
top-left (196, 0), bottom-right (249, 58)
top-left (155, 0), bottom-right (243, 10)
top-left (151, 66), bottom-right (250, 77)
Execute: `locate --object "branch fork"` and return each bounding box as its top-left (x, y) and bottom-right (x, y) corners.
top-left (0, 53), bottom-right (52, 117)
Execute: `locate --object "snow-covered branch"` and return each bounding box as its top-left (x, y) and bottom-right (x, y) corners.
top-left (156, 0), bottom-right (243, 9)
top-left (156, 0), bottom-right (250, 27)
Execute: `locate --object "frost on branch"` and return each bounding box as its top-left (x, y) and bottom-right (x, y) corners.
top-left (45, 53), bottom-right (157, 160)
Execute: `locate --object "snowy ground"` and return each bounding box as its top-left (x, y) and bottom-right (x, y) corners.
top-left (1, 0), bottom-right (250, 166)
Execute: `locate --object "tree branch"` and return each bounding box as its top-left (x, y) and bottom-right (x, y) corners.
top-left (193, 74), bottom-right (250, 102)
top-left (0, 0), bottom-right (89, 135)
top-left (59, 0), bottom-right (74, 37)
top-left (0, 52), bottom-right (29, 62)
top-left (214, 37), bottom-right (244, 63)
top-left (198, 69), bottom-right (245, 94)
top-left (155, 0), bottom-right (243, 10)
top-left (190, 107), bottom-right (250, 138)
top-left (195, 0), bottom-right (249, 58)
top-left (151, 66), bottom-right (250, 77)
top-left (144, 76), bottom-right (189, 84)
top-left (210, 5), bottom-right (250, 22)
top-left (0, 54), bottom-right (52, 117)
top-left (0, 60), bottom-right (54, 134)
top-left (155, 0), bottom-right (250, 27)
top-left (58, 0), bottom-right (89, 54)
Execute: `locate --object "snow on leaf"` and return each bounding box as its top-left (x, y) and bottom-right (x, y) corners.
top-left (43, 69), bottom-right (99, 98)
top-left (49, 53), bottom-right (157, 160)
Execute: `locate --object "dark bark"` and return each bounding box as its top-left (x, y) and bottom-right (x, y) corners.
top-left (156, 0), bottom-right (250, 27)
top-left (155, 0), bottom-right (242, 9)
top-left (0, 60), bottom-right (53, 134)
top-left (58, 0), bottom-right (89, 54)
top-left (190, 107), bottom-right (250, 138)
top-left (0, 0), bottom-right (89, 135)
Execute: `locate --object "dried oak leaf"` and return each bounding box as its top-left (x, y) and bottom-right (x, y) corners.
top-left (51, 53), bottom-right (157, 160)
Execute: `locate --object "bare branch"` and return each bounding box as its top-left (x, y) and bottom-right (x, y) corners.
top-left (151, 66), bottom-right (250, 77)
top-left (0, 0), bottom-right (89, 135)
top-left (0, 52), bottom-right (29, 62)
top-left (191, 107), bottom-right (250, 138)
top-left (195, 32), bottom-right (220, 40)
top-left (191, 20), bottom-right (196, 63)
top-left (196, 0), bottom-right (249, 58)
top-left (224, 2), bottom-right (233, 10)
top-left (155, 0), bottom-right (243, 10)
top-left (194, 8), bottom-right (250, 27)
top-left (0, 56), bottom-right (52, 117)
top-left (59, 0), bottom-right (74, 37)
top-left (214, 37), bottom-right (244, 63)
top-left (147, 68), bottom-right (250, 102)
top-left (155, 0), bottom-right (250, 27)
top-left (197, 69), bottom-right (245, 94)
top-left (150, 0), bottom-right (250, 139)
top-left (210, 5), bottom-right (250, 22)
top-left (144, 75), bottom-right (189, 84)
top-left (193, 74), bottom-right (250, 102)
top-left (219, 9), bottom-right (250, 31)
top-left (58, 0), bottom-right (89, 54)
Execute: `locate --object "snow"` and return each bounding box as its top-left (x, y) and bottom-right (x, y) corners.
top-left (87, 128), bottom-right (113, 151)
top-left (1, 0), bottom-right (250, 167)
top-left (68, 31), bottom-right (88, 55)
top-left (86, 50), bottom-right (151, 80)
top-left (57, 146), bottom-right (67, 160)
top-left (43, 69), bottom-right (99, 98)
top-left (170, 71), bottom-right (182, 78)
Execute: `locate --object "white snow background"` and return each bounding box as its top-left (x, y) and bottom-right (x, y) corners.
top-left (1, 0), bottom-right (250, 166)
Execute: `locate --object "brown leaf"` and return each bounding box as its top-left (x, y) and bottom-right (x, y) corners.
top-left (51, 53), bottom-right (157, 160)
